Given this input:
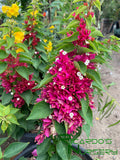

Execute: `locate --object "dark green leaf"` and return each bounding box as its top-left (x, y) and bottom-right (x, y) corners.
top-left (83, 124), bottom-right (90, 138)
top-left (70, 155), bottom-right (82, 160)
top-left (1, 92), bottom-right (13, 105)
top-left (79, 107), bottom-right (93, 126)
top-left (0, 137), bottom-right (9, 146)
top-left (86, 69), bottom-right (102, 87)
top-left (50, 153), bottom-right (61, 160)
top-left (27, 101), bottom-right (53, 120)
top-left (40, 52), bottom-right (48, 62)
top-left (0, 50), bottom-right (8, 59)
top-left (37, 138), bottom-right (51, 155)
top-left (36, 153), bottom-right (49, 160)
top-left (0, 62), bottom-right (7, 74)
top-left (34, 73), bottom-right (57, 89)
top-left (108, 120), bottom-right (120, 127)
top-left (54, 121), bottom-right (66, 135)
top-left (81, 94), bottom-right (89, 115)
top-left (20, 90), bottom-right (33, 106)
top-left (56, 141), bottom-right (69, 160)
top-left (4, 142), bottom-right (29, 158)
top-left (78, 61), bottom-right (87, 75)
top-left (16, 66), bottom-right (30, 80)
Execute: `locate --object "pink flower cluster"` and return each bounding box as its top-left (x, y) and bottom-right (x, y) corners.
top-left (35, 50), bottom-right (95, 144)
top-left (23, 16), bottom-right (41, 56)
top-left (67, 16), bottom-right (96, 69)
top-left (0, 53), bottom-right (37, 108)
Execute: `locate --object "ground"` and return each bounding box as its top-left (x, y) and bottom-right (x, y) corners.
top-left (77, 52), bottom-right (120, 160)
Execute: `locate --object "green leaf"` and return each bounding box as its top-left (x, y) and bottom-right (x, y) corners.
top-left (56, 140), bottom-right (69, 160)
top-left (50, 153), bottom-right (61, 160)
top-left (1, 121), bottom-right (8, 133)
top-left (70, 155), bottom-right (82, 160)
top-left (6, 36), bottom-right (15, 49)
top-left (16, 66), bottom-right (30, 80)
top-left (2, 106), bottom-right (10, 116)
top-left (57, 43), bottom-right (75, 53)
top-left (20, 90), bottom-right (33, 106)
top-left (66, 20), bottom-right (79, 29)
top-left (0, 50), bottom-right (8, 59)
top-left (86, 69), bottom-right (102, 87)
top-left (62, 32), bottom-right (79, 43)
top-left (77, 46), bottom-right (95, 53)
top-left (89, 41), bottom-right (97, 51)
top-left (6, 114), bottom-right (19, 125)
top-left (73, 0), bottom-right (83, 3)
top-left (93, 0), bottom-right (101, 11)
top-left (37, 138), bottom-right (51, 155)
top-left (0, 137), bottom-right (9, 146)
top-left (91, 55), bottom-right (106, 64)
top-left (73, 61), bottom-right (81, 72)
top-left (0, 39), bottom-right (6, 46)
top-left (1, 92), bottom-right (13, 105)
top-left (78, 61), bottom-right (87, 75)
top-left (81, 94), bottom-right (89, 115)
top-left (4, 142), bottom-right (29, 158)
top-left (108, 120), bottom-right (120, 127)
top-left (11, 50), bottom-right (17, 58)
top-left (0, 147), bottom-right (3, 160)
top-left (40, 52), bottom-right (48, 62)
top-left (83, 124), bottom-right (90, 138)
top-left (54, 121), bottom-right (66, 135)
top-left (27, 101), bottom-right (53, 120)
top-left (90, 30), bottom-right (103, 38)
top-left (36, 153), bottom-right (49, 160)
top-left (15, 43), bottom-right (29, 53)
top-left (79, 107), bottom-right (93, 126)
top-left (0, 62), bottom-right (7, 74)
top-left (35, 73), bottom-right (57, 88)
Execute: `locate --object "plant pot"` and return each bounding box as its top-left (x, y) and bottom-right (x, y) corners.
top-left (14, 133), bottom-right (93, 160)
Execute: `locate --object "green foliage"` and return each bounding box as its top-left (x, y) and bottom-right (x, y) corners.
top-left (0, 104), bottom-right (19, 133)
top-left (37, 138), bottom-right (51, 155)
top-left (27, 101), bottom-right (53, 120)
top-left (3, 142), bottom-right (29, 158)
top-left (56, 140), bottom-right (69, 160)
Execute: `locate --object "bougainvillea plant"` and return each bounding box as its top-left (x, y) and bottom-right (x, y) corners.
top-left (0, 0), bottom-right (120, 160)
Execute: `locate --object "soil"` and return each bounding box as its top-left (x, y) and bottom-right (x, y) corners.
top-left (76, 52), bottom-right (120, 160)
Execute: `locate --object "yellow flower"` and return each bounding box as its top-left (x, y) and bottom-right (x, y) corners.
top-left (2, 4), bottom-right (19, 18)
top-left (96, 117), bottom-right (99, 121)
top-left (3, 34), bottom-right (10, 40)
top-left (2, 6), bottom-right (10, 13)
top-left (43, 39), bottom-right (47, 43)
top-left (49, 25), bottom-right (55, 29)
top-left (16, 48), bottom-right (24, 53)
top-left (33, 20), bottom-right (38, 25)
top-left (44, 41), bottom-right (52, 53)
top-left (14, 31), bottom-right (24, 43)
top-left (30, 10), bottom-right (38, 17)
top-left (50, 30), bottom-right (53, 33)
